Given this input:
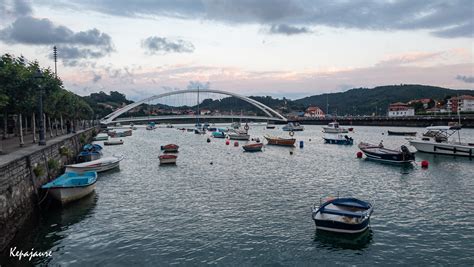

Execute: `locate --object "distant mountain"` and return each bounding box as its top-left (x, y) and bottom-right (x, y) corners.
top-left (293, 84), bottom-right (474, 115)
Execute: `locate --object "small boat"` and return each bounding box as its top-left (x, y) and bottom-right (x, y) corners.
top-left (108, 129), bottom-right (132, 137)
top-left (227, 130), bottom-right (250, 140)
top-left (348, 127), bottom-right (354, 132)
top-left (358, 142), bottom-right (416, 164)
top-left (83, 144), bottom-right (103, 152)
top-left (161, 144), bottom-right (179, 153)
top-left (231, 122), bottom-right (241, 129)
top-left (323, 122), bottom-right (348, 134)
top-left (104, 139), bottom-right (124, 146)
top-left (243, 143), bottom-right (263, 152)
top-left (76, 150), bottom-right (102, 163)
top-left (212, 131), bottom-right (226, 138)
top-left (42, 171), bottom-right (97, 204)
top-left (194, 128), bottom-right (206, 134)
top-left (323, 134), bottom-right (354, 145)
top-left (93, 133), bottom-right (109, 141)
top-left (282, 122), bottom-right (304, 131)
top-left (186, 128), bottom-right (194, 132)
top-left (159, 154), bottom-right (177, 165)
top-left (387, 130), bottom-right (417, 136)
top-left (409, 125), bottom-right (473, 158)
top-left (312, 197), bottom-right (374, 234)
top-left (146, 122), bottom-right (156, 130)
top-left (66, 156), bottom-right (123, 173)
top-left (264, 135), bottom-right (296, 146)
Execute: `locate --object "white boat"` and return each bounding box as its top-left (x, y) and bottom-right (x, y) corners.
top-left (104, 139), bottom-right (124, 145)
top-left (231, 122), bottom-right (241, 129)
top-left (42, 172), bottom-right (97, 204)
top-left (409, 125), bottom-right (473, 158)
top-left (227, 130), bottom-right (250, 140)
top-left (66, 156), bottom-right (124, 173)
top-left (93, 133), bottom-right (109, 141)
top-left (282, 122), bottom-right (304, 131)
top-left (323, 122), bottom-right (348, 133)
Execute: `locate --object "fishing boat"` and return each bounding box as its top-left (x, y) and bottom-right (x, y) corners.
top-left (66, 156), bottom-right (123, 173)
top-left (93, 133), bottom-right (109, 141)
top-left (159, 154), bottom-right (177, 165)
top-left (42, 171), bottom-right (97, 204)
top-left (323, 122), bottom-right (348, 134)
top-left (161, 144), bottom-right (179, 153)
top-left (227, 130), bottom-right (250, 140)
top-left (104, 139), bottom-right (124, 145)
top-left (282, 122), bottom-right (304, 131)
top-left (264, 135), bottom-right (296, 146)
top-left (312, 197), bottom-right (374, 234)
top-left (387, 130), bottom-right (417, 136)
top-left (212, 131), bottom-right (226, 138)
top-left (242, 143), bottom-right (263, 152)
top-left (408, 125), bottom-right (473, 158)
top-left (323, 134), bottom-right (354, 145)
top-left (358, 142), bottom-right (416, 164)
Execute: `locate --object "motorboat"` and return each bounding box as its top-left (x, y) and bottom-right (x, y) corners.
top-left (42, 171), bottom-right (97, 204)
top-left (227, 130), bottom-right (250, 140)
top-left (264, 135), bottom-right (296, 146)
top-left (146, 122), bottom-right (156, 130)
top-left (104, 139), bottom-right (124, 145)
top-left (323, 134), bottom-right (354, 145)
top-left (93, 133), bottom-right (109, 141)
top-left (161, 144), bottom-right (179, 153)
top-left (408, 125), bottom-right (473, 158)
top-left (66, 156), bottom-right (123, 173)
top-left (312, 197), bottom-right (374, 234)
top-left (159, 154), bottom-right (177, 165)
top-left (242, 143), bottom-right (263, 152)
top-left (282, 122), bottom-right (304, 131)
top-left (212, 131), bottom-right (226, 138)
top-left (387, 130), bottom-right (417, 136)
top-left (358, 142), bottom-right (415, 164)
top-left (77, 144), bottom-right (103, 163)
top-left (323, 122), bottom-right (348, 134)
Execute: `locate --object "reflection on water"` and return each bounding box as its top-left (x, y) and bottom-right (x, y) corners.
top-left (314, 229), bottom-right (373, 251)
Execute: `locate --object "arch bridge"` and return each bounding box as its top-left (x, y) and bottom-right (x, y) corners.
top-left (100, 89), bottom-right (287, 125)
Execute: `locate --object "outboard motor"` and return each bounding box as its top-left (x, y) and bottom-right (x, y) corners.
top-left (401, 145), bottom-right (415, 161)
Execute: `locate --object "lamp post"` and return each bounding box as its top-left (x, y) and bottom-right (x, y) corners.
top-left (34, 69), bottom-right (46, 146)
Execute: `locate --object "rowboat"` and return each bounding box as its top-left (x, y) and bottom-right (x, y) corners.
top-left (312, 197), bottom-right (373, 234)
top-left (243, 143), bottom-right (263, 152)
top-left (227, 130), bottom-right (250, 140)
top-left (93, 133), bottom-right (109, 141)
top-left (409, 126), bottom-right (473, 158)
top-left (66, 156), bottom-right (123, 173)
top-left (323, 134), bottom-right (354, 145)
top-left (212, 131), bottom-right (226, 138)
top-left (358, 142), bottom-right (415, 164)
top-left (159, 154), bottom-right (177, 165)
top-left (264, 135), bottom-right (296, 146)
top-left (282, 122), bottom-right (304, 131)
top-left (104, 139), bottom-right (124, 145)
top-left (42, 171), bottom-right (97, 204)
top-left (323, 122), bottom-right (348, 134)
top-left (387, 130), bottom-right (417, 136)
top-left (161, 144), bottom-right (179, 153)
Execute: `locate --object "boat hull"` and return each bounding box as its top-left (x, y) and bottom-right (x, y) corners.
top-left (104, 140), bottom-right (124, 145)
top-left (314, 218), bottom-right (370, 234)
top-left (243, 144), bottom-right (263, 152)
top-left (159, 158), bottom-right (177, 164)
top-left (66, 161), bottom-right (120, 173)
top-left (323, 128), bottom-right (349, 134)
top-left (228, 134), bottom-right (250, 140)
top-left (324, 138), bottom-right (353, 145)
top-left (409, 140), bottom-right (473, 158)
top-left (49, 183), bottom-right (96, 204)
top-left (387, 130), bottom-right (417, 136)
top-left (265, 137), bottom-right (295, 146)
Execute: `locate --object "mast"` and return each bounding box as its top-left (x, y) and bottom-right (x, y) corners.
top-left (196, 86), bottom-right (200, 126)
top-left (457, 94), bottom-right (461, 142)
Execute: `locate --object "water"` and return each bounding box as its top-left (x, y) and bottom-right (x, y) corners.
top-left (3, 125), bottom-right (474, 266)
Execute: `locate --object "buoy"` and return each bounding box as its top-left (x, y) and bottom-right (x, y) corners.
top-left (225, 140), bottom-right (230, 145)
top-left (207, 138), bottom-right (211, 143)
top-left (309, 138), bottom-right (311, 142)
top-left (234, 141), bottom-right (239, 147)
top-left (290, 151), bottom-right (293, 155)
top-left (299, 141), bottom-right (304, 148)
top-left (356, 151), bottom-right (363, 158)
top-left (421, 160), bottom-right (429, 168)
top-left (210, 162), bottom-right (213, 165)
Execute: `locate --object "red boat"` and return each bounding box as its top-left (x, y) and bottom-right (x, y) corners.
top-left (348, 127), bottom-right (354, 132)
top-left (159, 154), bottom-right (177, 165)
top-left (161, 144), bottom-right (179, 153)
top-left (243, 143), bottom-right (263, 152)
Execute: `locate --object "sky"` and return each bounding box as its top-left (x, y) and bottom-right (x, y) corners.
top-left (0, 0), bottom-right (473, 100)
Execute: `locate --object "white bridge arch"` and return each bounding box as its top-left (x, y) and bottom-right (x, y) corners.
top-left (100, 89), bottom-right (287, 125)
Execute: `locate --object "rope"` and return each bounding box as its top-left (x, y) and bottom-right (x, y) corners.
top-left (38, 188), bottom-right (49, 205)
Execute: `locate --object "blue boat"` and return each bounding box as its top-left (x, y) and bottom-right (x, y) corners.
top-left (212, 131), bottom-right (226, 138)
top-left (323, 134), bottom-right (354, 145)
top-left (312, 197), bottom-right (373, 234)
top-left (83, 144), bottom-right (103, 151)
top-left (42, 171), bottom-right (97, 204)
top-left (77, 144), bottom-right (103, 163)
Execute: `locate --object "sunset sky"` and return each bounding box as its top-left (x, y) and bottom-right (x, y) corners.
top-left (1, 0), bottom-right (473, 100)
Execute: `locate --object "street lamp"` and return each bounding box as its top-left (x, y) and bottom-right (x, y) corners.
top-left (34, 69), bottom-right (46, 146)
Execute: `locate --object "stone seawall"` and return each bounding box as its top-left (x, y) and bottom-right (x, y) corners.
top-left (0, 128), bottom-right (97, 251)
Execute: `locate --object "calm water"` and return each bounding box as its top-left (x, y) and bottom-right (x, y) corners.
top-left (3, 125), bottom-right (474, 266)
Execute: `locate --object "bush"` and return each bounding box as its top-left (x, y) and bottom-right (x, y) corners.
top-left (79, 133), bottom-right (86, 144)
top-left (48, 159), bottom-right (60, 171)
top-left (59, 146), bottom-right (73, 157)
top-left (33, 165), bottom-right (45, 177)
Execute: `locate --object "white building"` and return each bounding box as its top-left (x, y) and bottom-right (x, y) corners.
top-left (447, 95), bottom-right (474, 112)
top-left (388, 102), bottom-right (415, 117)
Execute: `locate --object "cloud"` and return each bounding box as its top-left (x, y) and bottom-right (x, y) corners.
top-left (0, 0), bottom-right (32, 18)
top-left (41, 0), bottom-right (474, 38)
top-left (141, 36), bottom-right (194, 54)
top-left (268, 24), bottom-right (310, 35)
top-left (377, 51), bottom-right (443, 67)
top-left (187, 81), bottom-right (210, 90)
top-left (0, 16), bottom-right (114, 64)
top-left (456, 75), bottom-right (474, 83)
top-left (92, 73), bottom-right (101, 83)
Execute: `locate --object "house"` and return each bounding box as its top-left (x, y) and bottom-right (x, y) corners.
top-left (408, 98), bottom-right (431, 109)
top-left (304, 106), bottom-right (325, 118)
top-left (447, 95), bottom-right (474, 112)
top-left (388, 102), bottom-right (415, 117)
top-left (200, 109), bottom-right (211, 115)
